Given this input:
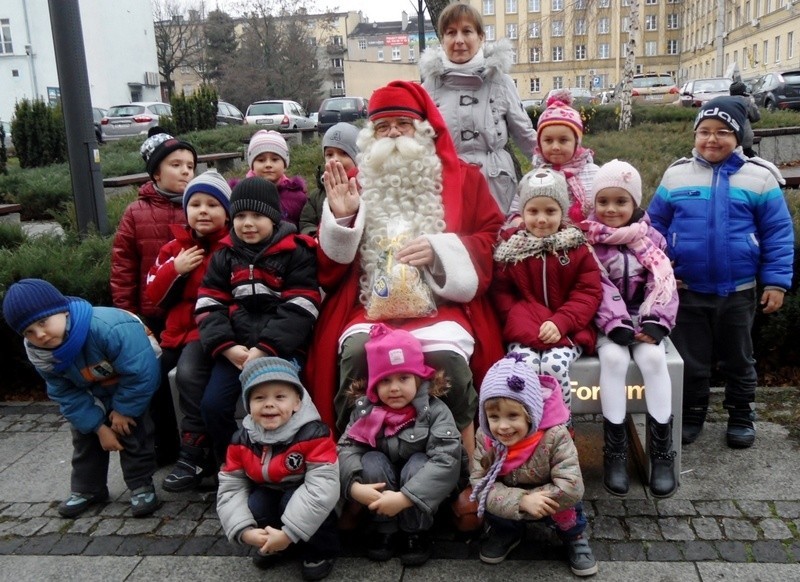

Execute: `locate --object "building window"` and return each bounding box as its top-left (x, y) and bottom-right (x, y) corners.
top-left (528, 21), bottom-right (540, 38)
top-left (552, 46), bottom-right (563, 61)
top-left (332, 35), bottom-right (343, 46)
top-left (645, 40), bottom-right (657, 56)
top-left (483, 0), bottom-right (495, 15)
top-left (645, 15), bottom-right (657, 30)
top-left (358, 39), bottom-right (366, 50)
top-left (506, 0), bottom-right (518, 13)
top-left (667, 39), bottom-right (679, 55)
top-left (529, 46), bottom-right (541, 62)
top-left (598, 18), bottom-right (610, 34)
top-left (599, 43), bottom-right (610, 58)
top-left (645, 0), bottom-right (657, 4)
top-left (622, 17), bottom-right (630, 32)
top-left (377, 48), bottom-right (384, 61)
top-left (789, 32), bottom-right (794, 59)
top-left (575, 0), bottom-right (587, 8)
top-left (763, 40), bottom-right (769, 64)
top-left (511, 48), bottom-right (518, 64)
top-left (598, 0), bottom-right (610, 6)
top-left (775, 36), bottom-right (780, 62)
top-left (333, 79), bottom-right (344, 90)
top-left (485, 25), bottom-right (495, 40)
top-left (507, 23), bottom-right (518, 39)
top-left (392, 46), bottom-right (401, 61)
top-left (409, 47), bottom-right (416, 61)
top-left (528, 0), bottom-right (541, 11)
top-left (575, 44), bottom-right (587, 59)
top-left (575, 19), bottom-right (587, 35)
top-left (552, 0), bottom-right (564, 10)
top-left (575, 75), bottom-right (586, 88)
top-left (667, 13), bottom-right (679, 29)
top-left (0, 19), bottom-right (12, 54)
top-left (552, 20), bottom-right (564, 36)
top-left (530, 77), bottom-right (540, 92)
top-left (745, 0), bottom-right (751, 18)
top-left (553, 76), bottom-right (563, 89)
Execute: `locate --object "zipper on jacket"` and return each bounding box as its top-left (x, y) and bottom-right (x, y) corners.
top-left (249, 264), bottom-right (256, 296)
top-left (541, 256), bottom-right (549, 308)
top-left (621, 246), bottom-right (630, 303)
top-left (709, 166), bottom-right (719, 287)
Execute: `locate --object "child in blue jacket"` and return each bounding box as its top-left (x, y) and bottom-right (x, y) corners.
top-left (649, 97), bottom-right (794, 449)
top-left (2, 279), bottom-right (161, 518)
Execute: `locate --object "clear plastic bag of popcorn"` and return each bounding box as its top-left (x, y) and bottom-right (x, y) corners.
top-left (365, 221), bottom-right (437, 320)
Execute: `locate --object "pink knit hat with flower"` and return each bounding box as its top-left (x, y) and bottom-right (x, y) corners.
top-left (365, 323), bottom-right (436, 402)
top-left (537, 89), bottom-right (584, 145)
top-left (247, 130), bottom-right (290, 169)
top-left (590, 159), bottom-right (643, 206)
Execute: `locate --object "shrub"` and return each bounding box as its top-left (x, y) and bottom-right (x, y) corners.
top-left (11, 99), bottom-right (67, 168)
top-left (0, 122), bottom-right (7, 175)
top-left (171, 86), bottom-right (219, 134)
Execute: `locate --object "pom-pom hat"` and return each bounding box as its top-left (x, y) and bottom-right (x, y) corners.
top-left (140, 126), bottom-right (197, 179)
top-left (247, 130), bottom-right (290, 169)
top-left (183, 170), bottom-right (232, 215)
top-left (2, 278), bottom-right (70, 335)
top-left (478, 353), bottom-right (544, 438)
top-left (517, 168), bottom-right (570, 216)
top-left (537, 89), bottom-right (584, 145)
top-left (240, 357), bottom-right (305, 412)
top-left (322, 122), bottom-right (360, 163)
top-left (590, 159), bottom-right (643, 207)
top-left (694, 96), bottom-right (748, 145)
top-left (365, 323), bottom-right (436, 401)
top-left (230, 177), bottom-right (282, 224)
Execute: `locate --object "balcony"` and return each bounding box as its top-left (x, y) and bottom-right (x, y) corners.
top-left (330, 88), bottom-right (345, 97)
top-left (326, 43), bottom-right (346, 55)
top-left (329, 66), bottom-right (344, 77)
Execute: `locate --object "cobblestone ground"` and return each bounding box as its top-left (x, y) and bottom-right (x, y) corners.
top-left (1, 402), bottom-right (799, 564)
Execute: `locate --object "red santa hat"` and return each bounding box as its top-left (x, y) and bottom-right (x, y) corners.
top-left (367, 81), bottom-right (464, 227)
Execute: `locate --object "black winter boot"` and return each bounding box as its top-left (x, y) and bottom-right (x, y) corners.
top-left (726, 408), bottom-right (756, 449)
top-left (162, 432), bottom-right (212, 492)
top-left (647, 414), bottom-right (677, 498)
top-left (602, 419), bottom-right (629, 496)
top-left (681, 402), bottom-right (708, 444)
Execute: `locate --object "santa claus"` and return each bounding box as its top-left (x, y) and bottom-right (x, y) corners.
top-left (304, 81), bottom-right (504, 452)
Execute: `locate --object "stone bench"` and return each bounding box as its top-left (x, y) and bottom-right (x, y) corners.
top-left (570, 337), bottom-right (683, 487)
top-left (102, 152), bottom-right (244, 188)
top-left (0, 203), bottom-right (22, 224)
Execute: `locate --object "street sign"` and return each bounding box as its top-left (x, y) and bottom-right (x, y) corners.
top-left (593, 76), bottom-right (601, 88)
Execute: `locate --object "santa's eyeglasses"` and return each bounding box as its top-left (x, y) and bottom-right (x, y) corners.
top-left (374, 117), bottom-right (416, 136)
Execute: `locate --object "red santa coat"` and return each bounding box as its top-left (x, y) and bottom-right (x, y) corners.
top-left (492, 226), bottom-right (602, 354)
top-left (304, 161), bottom-right (504, 430)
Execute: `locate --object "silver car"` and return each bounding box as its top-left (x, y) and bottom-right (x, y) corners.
top-left (244, 100), bottom-right (315, 130)
top-left (100, 102), bottom-right (172, 141)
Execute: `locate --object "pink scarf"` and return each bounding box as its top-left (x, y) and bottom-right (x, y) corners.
top-left (532, 145), bottom-right (594, 222)
top-left (582, 220), bottom-right (676, 315)
top-left (346, 404), bottom-right (417, 448)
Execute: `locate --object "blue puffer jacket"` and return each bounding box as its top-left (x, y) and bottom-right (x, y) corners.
top-left (648, 150), bottom-right (794, 295)
top-left (36, 307), bottom-right (160, 434)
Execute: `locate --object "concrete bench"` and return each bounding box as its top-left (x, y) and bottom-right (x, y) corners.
top-left (102, 152), bottom-right (244, 188)
top-left (779, 165), bottom-right (800, 189)
top-left (570, 337), bottom-right (683, 487)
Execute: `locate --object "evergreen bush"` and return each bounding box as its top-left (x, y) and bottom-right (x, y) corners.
top-left (0, 122), bottom-right (7, 175)
top-left (11, 99), bottom-right (67, 169)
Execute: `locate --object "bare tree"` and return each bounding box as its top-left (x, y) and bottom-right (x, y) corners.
top-left (152, 0), bottom-right (206, 100)
top-left (424, 0), bottom-right (450, 33)
top-left (618, 0), bottom-right (638, 131)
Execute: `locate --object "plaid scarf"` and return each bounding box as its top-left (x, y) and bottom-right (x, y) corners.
top-left (532, 145), bottom-right (595, 220)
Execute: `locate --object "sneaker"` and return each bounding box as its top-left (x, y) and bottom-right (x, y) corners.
top-left (301, 558), bottom-right (335, 581)
top-left (162, 458), bottom-right (206, 492)
top-left (365, 531), bottom-right (395, 562)
top-left (57, 488), bottom-right (109, 518)
top-left (130, 484), bottom-right (160, 517)
top-left (727, 410), bottom-right (756, 449)
top-left (479, 528), bottom-right (522, 564)
top-left (567, 536), bottom-right (598, 577)
top-left (400, 532), bottom-right (432, 567)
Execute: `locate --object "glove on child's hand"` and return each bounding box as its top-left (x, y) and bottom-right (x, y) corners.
top-left (639, 322), bottom-right (668, 345)
top-left (608, 327), bottom-right (635, 346)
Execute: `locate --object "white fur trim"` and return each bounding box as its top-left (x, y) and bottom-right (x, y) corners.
top-left (422, 233), bottom-right (479, 302)
top-left (319, 200), bottom-right (365, 265)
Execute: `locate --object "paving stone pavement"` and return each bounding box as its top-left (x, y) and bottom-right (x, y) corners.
top-left (1, 393), bottom-right (799, 581)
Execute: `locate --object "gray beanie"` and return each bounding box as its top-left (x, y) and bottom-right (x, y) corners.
top-left (183, 170), bottom-right (232, 215)
top-left (322, 122), bottom-right (360, 163)
top-left (240, 357), bottom-right (305, 412)
top-left (517, 168), bottom-right (570, 217)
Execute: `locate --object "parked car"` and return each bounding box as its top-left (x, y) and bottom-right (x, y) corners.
top-left (521, 99), bottom-right (542, 110)
top-left (216, 101), bottom-right (244, 126)
top-left (317, 96), bottom-right (369, 133)
top-left (92, 107), bottom-right (106, 143)
top-left (100, 102), bottom-right (171, 141)
top-left (244, 99), bottom-right (315, 129)
top-left (750, 70), bottom-right (800, 111)
top-left (678, 78), bottom-right (732, 107)
top-left (309, 111), bottom-right (319, 128)
top-left (631, 73), bottom-right (680, 104)
top-left (544, 87), bottom-right (597, 106)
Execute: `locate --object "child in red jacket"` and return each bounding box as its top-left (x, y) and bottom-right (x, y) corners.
top-left (145, 170), bottom-right (231, 491)
top-left (491, 169), bottom-right (602, 412)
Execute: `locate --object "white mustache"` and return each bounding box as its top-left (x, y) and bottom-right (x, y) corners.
top-left (364, 135), bottom-right (427, 168)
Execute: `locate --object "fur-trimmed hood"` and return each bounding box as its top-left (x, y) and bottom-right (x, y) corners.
top-left (419, 38), bottom-right (513, 81)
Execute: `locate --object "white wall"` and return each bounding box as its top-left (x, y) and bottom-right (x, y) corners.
top-left (0, 0), bottom-right (161, 123)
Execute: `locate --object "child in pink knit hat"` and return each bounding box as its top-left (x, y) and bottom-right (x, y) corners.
top-left (338, 323), bottom-right (461, 567)
top-left (246, 130), bottom-right (308, 228)
top-left (509, 89), bottom-right (599, 225)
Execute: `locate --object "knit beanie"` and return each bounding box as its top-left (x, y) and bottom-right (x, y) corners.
top-left (322, 122), bottom-right (360, 163)
top-left (590, 159), bottom-right (643, 207)
top-left (240, 357), bottom-right (304, 412)
top-left (365, 323), bottom-right (436, 402)
top-left (478, 353), bottom-right (544, 439)
top-left (140, 126), bottom-right (197, 179)
top-left (2, 278), bottom-right (70, 335)
top-left (229, 177), bottom-right (282, 224)
top-left (517, 168), bottom-right (570, 216)
top-left (247, 130), bottom-right (290, 169)
top-left (694, 96), bottom-right (748, 144)
top-left (537, 89), bottom-right (584, 145)
top-left (729, 81), bottom-right (747, 96)
top-left (183, 170), bottom-right (232, 215)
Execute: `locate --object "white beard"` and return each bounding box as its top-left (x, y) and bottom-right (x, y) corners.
top-left (356, 120), bottom-right (446, 306)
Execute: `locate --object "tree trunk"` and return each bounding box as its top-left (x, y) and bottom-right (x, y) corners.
top-left (619, 0), bottom-right (639, 131)
top-left (424, 0), bottom-right (451, 34)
